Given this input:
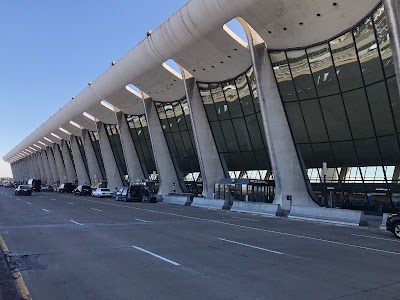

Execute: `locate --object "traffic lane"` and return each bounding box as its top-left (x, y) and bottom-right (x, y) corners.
top-left (11, 213), bottom-right (398, 300)
top-left (1, 200), bottom-right (398, 300)
top-left (2, 188), bottom-right (400, 256)
top-left (72, 195), bottom-right (400, 254)
top-left (92, 216), bottom-right (399, 299)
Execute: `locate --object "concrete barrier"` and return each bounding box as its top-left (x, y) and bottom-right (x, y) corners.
top-left (162, 194), bottom-right (192, 206)
top-left (380, 213), bottom-right (390, 230)
top-left (191, 197), bottom-right (225, 209)
top-left (288, 205), bottom-right (368, 226)
top-left (231, 201), bottom-right (283, 216)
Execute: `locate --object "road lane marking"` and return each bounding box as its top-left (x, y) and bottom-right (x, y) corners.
top-left (91, 208), bottom-right (103, 212)
top-left (67, 202), bottom-right (74, 205)
top-left (16, 198), bottom-right (20, 201)
top-left (51, 199), bottom-right (56, 201)
top-left (42, 209), bottom-right (50, 212)
top-left (134, 218), bottom-right (151, 223)
top-left (26, 202), bottom-right (32, 205)
top-left (232, 216), bottom-right (258, 222)
top-left (351, 233), bottom-right (400, 243)
top-left (70, 220), bottom-right (84, 226)
top-left (218, 238), bottom-right (284, 255)
top-left (132, 246), bottom-right (180, 266)
top-left (78, 198), bottom-right (400, 256)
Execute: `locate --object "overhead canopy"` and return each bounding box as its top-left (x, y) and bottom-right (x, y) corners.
top-left (4, 0), bottom-right (381, 162)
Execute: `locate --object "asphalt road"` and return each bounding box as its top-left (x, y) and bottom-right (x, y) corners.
top-left (0, 187), bottom-right (399, 300)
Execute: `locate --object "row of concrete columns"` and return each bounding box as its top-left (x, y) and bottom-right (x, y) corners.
top-left (9, 2), bottom-right (400, 210)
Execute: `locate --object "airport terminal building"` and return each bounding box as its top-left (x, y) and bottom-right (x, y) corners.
top-left (4, 0), bottom-right (400, 217)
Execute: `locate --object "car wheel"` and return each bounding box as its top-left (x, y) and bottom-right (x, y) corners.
top-left (394, 222), bottom-right (400, 239)
top-left (14, 191), bottom-right (17, 195)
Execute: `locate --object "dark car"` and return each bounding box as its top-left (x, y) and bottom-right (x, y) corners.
top-left (15, 185), bottom-right (32, 196)
top-left (386, 213), bottom-right (400, 239)
top-left (74, 185), bottom-right (92, 196)
top-left (58, 183), bottom-right (76, 193)
top-left (41, 184), bottom-right (54, 192)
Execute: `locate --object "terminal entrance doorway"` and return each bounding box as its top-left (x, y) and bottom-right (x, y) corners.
top-left (214, 179), bottom-right (275, 204)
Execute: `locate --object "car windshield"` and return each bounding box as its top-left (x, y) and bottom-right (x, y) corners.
top-left (101, 189), bottom-right (110, 191)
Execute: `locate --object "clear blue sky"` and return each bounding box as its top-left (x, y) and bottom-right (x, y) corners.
top-left (0, 0), bottom-right (246, 178)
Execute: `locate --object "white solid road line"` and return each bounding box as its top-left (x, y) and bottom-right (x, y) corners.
top-left (232, 216), bottom-right (258, 222)
top-left (91, 208), bottom-right (103, 212)
top-left (134, 218), bottom-right (151, 223)
top-left (26, 202), bottom-right (32, 205)
top-left (42, 209), bottom-right (50, 213)
top-left (78, 198), bottom-right (400, 256)
top-left (67, 202), bottom-right (74, 205)
top-left (132, 246), bottom-right (180, 266)
top-left (218, 238), bottom-right (284, 255)
top-left (70, 220), bottom-right (84, 226)
top-left (351, 233), bottom-right (400, 243)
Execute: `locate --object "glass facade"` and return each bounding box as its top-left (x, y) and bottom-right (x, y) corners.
top-left (104, 124), bottom-right (129, 186)
top-left (155, 98), bottom-right (202, 194)
top-left (270, 3), bottom-right (400, 212)
top-left (197, 67), bottom-right (273, 180)
top-left (88, 131), bottom-right (107, 182)
top-left (75, 136), bottom-right (91, 183)
top-left (125, 114), bottom-right (157, 180)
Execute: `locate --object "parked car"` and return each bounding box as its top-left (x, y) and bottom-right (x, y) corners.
top-left (41, 184), bottom-right (54, 192)
top-left (92, 188), bottom-right (114, 198)
top-left (58, 183), bottom-right (76, 193)
top-left (15, 185), bottom-right (32, 196)
top-left (386, 213), bottom-right (400, 239)
top-left (74, 185), bottom-right (92, 196)
top-left (116, 185), bottom-right (157, 203)
top-left (116, 186), bottom-right (141, 202)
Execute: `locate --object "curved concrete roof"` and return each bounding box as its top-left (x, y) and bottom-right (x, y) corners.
top-left (4, 0), bottom-right (381, 162)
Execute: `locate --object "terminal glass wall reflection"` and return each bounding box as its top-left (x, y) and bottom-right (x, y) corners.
top-left (155, 98), bottom-right (202, 194)
top-left (75, 136), bottom-right (91, 183)
top-left (104, 124), bottom-right (129, 186)
top-left (125, 114), bottom-right (157, 180)
top-left (88, 131), bottom-right (107, 182)
top-left (197, 67), bottom-right (273, 181)
top-left (270, 3), bottom-right (400, 212)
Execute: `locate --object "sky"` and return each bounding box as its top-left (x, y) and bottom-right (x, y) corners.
top-left (0, 0), bottom-right (200, 178)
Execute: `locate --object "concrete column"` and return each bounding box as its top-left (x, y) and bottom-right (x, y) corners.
top-left (33, 155), bottom-right (40, 179)
top-left (182, 75), bottom-right (225, 199)
top-left (143, 97), bottom-right (182, 196)
top-left (46, 147), bottom-right (59, 184)
top-left (245, 26), bottom-right (316, 210)
top-left (115, 111), bottom-right (145, 184)
top-left (82, 129), bottom-right (104, 186)
top-left (70, 136), bottom-right (90, 185)
top-left (27, 156), bottom-right (35, 179)
top-left (384, 0), bottom-right (400, 96)
top-left (52, 143), bottom-right (67, 184)
top-left (35, 153), bottom-right (45, 181)
top-left (10, 163), bottom-right (15, 181)
top-left (96, 122), bottom-right (123, 190)
top-left (40, 150), bottom-right (52, 184)
top-left (61, 139), bottom-right (77, 183)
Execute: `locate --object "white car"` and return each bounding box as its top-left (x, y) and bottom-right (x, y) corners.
top-left (91, 188), bottom-right (114, 198)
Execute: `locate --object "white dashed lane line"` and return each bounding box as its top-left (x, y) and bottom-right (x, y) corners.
top-left (132, 246), bottom-right (180, 266)
top-left (42, 209), bottom-right (50, 213)
top-left (26, 202), bottom-right (32, 205)
top-left (67, 202), bottom-right (74, 206)
top-left (134, 218), bottom-right (151, 223)
top-left (91, 208), bottom-right (103, 212)
top-left (70, 220), bottom-right (84, 226)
